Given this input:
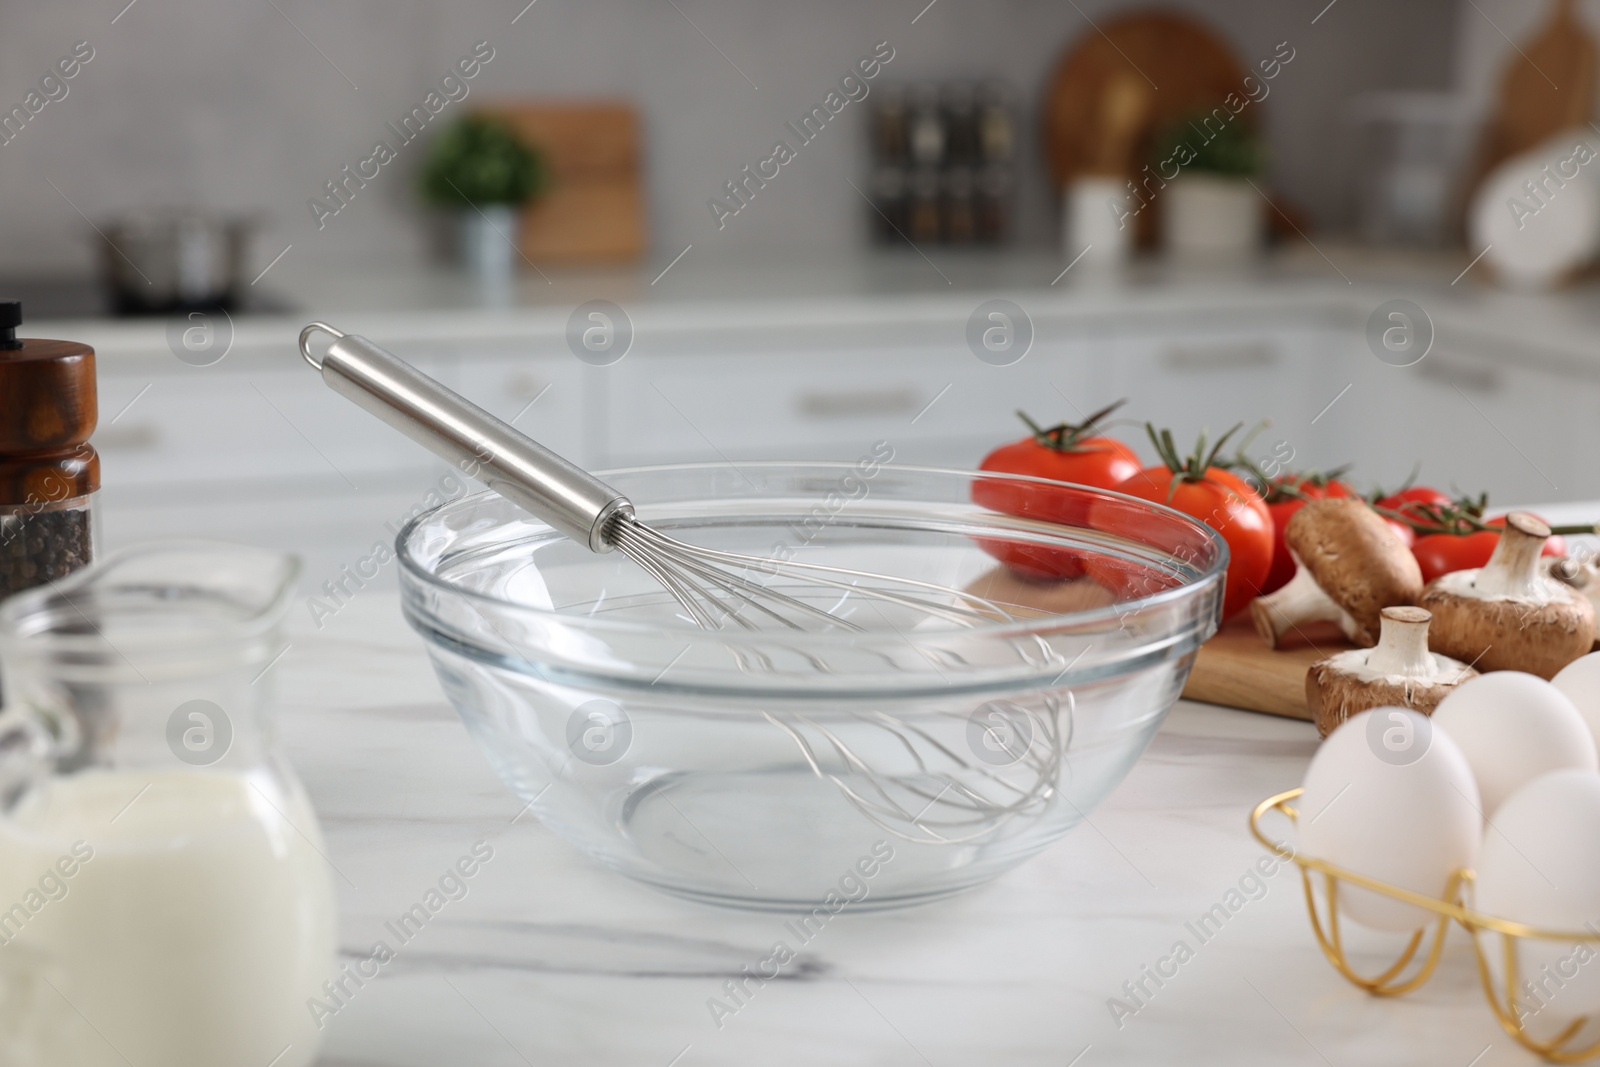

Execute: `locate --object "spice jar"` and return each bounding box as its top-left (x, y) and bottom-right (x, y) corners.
top-left (0, 301), bottom-right (99, 597)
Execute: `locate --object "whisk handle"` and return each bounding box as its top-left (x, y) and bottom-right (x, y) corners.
top-left (301, 324), bottom-right (630, 552)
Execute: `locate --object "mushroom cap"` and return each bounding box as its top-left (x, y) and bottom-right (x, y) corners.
top-left (1304, 605), bottom-right (1476, 737)
top-left (1284, 498), bottom-right (1424, 640)
top-left (1305, 657), bottom-right (1465, 739)
top-left (1419, 581), bottom-right (1596, 679)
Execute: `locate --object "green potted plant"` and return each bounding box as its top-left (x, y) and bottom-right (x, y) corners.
top-left (420, 115), bottom-right (547, 280)
top-left (1152, 113), bottom-right (1266, 259)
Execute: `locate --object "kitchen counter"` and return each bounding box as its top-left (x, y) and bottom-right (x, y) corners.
top-left (31, 245), bottom-right (1600, 378)
top-left (287, 590), bottom-right (1546, 1067)
top-left (46, 246), bottom-right (1600, 1062)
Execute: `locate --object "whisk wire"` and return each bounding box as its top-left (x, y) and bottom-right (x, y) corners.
top-left (760, 693), bottom-right (1068, 845)
top-left (608, 511), bottom-right (1070, 845)
top-left (305, 324), bottom-right (1082, 852)
top-left (611, 516), bottom-right (1018, 631)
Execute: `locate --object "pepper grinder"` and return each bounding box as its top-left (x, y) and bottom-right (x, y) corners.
top-left (0, 301), bottom-right (100, 598)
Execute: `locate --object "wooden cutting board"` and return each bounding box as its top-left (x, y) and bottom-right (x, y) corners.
top-left (1181, 618), bottom-right (1355, 721)
top-left (485, 102), bottom-right (646, 264)
top-left (1462, 0), bottom-right (1596, 213)
top-left (1042, 11), bottom-right (1250, 249)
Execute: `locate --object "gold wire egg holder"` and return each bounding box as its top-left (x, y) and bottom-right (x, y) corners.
top-left (1252, 788), bottom-right (1600, 1063)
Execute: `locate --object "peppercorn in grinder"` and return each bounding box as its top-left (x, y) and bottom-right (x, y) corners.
top-left (0, 301), bottom-right (99, 598)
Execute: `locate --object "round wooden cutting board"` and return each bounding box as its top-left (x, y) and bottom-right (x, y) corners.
top-left (1043, 12), bottom-right (1251, 248)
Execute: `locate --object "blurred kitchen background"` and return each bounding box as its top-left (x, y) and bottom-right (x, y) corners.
top-left (0, 0), bottom-right (1495, 269)
top-left (4, 0), bottom-right (1600, 586)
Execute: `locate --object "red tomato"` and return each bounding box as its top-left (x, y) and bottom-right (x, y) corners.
top-left (1410, 513), bottom-right (1564, 584)
top-left (1376, 486), bottom-right (1452, 511)
top-left (1487, 514), bottom-right (1566, 559)
top-left (1109, 464), bottom-right (1272, 620)
top-left (1386, 518), bottom-right (1417, 549)
top-left (1375, 485), bottom-right (1453, 535)
top-left (1372, 484), bottom-right (1457, 548)
top-left (972, 409), bottom-right (1143, 578)
top-left (975, 438), bottom-right (1143, 525)
top-left (1411, 530), bottom-right (1500, 584)
top-left (1262, 474), bottom-right (1355, 595)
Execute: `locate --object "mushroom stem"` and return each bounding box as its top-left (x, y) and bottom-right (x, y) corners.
top-left (1420, 511), bottom-right (1596, 679)
top-left (1365, 606), bottom-right (1436, 677)
top-left (1304, 605), bottom-right (1476, 738)
top-left (1251, 557), bottom-right (1364, 648)
top-left (1473, 512), bottom-right (1550, 598)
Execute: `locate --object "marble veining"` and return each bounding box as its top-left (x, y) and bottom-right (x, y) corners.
top-left (282, 594), bottom-right (1536, 1066)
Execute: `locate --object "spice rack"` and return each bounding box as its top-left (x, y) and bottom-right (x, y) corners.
top-left (868, 81), bottom-right (1017, 246)
top-left (1251, 788), bottom-right (1600, 1062)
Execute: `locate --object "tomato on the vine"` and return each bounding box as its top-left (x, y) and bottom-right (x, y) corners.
top-left (1096, 424), bottom-right (1272, 621)
top-left (1373, 483), bottom-right (1452, 546)
top-left (1375, 485), bottom-right (1453, 514)
top-left (1371, 482), bottom-right (1570, 583)
top-left (973, 404), bottom-right (1142, 578)
top-left (1488, 514), bottom-right (1566, 558)
top-left (1260, 472), bottom-right (1354, 595)
top-left (1410, 530), bottom-right (1499, 584)
top-left (975, 404), bottom-right (1143, 521)
top-left (1410, 512), bottom-right (1566, 584)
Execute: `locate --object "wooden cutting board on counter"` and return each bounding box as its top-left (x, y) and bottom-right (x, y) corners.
top-left (1463, 0), bottom-right (1596, 204)
top-left (1043, 11), bottom-right (1250, 249)
top-left (484, 102), bottom-right (646, 264)
top-left (1181, 618), bottom-right (1356, 721)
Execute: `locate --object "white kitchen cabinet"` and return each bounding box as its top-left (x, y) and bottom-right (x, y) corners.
top-left (599, 331), bottom-right (1106, 471)
top-left (450, 351), bottom-right (597, 467)
top-left (1108, 324), bottom-right (1324, 469)
top-left (1312, 326), bottom-right (1591, 505)
top-left (1567, 385), bottom-right (1600, 503)
top-left (85, 296), bottom-right (1600, 564)
top-left (94, 346), bottom-right (461, 492)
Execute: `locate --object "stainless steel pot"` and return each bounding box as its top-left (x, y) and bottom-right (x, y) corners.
top-left (99, 212), bottom-right (255, 314)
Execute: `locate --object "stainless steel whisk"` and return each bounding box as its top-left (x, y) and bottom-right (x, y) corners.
top-left (299, 323), bottom-right (1064, 842)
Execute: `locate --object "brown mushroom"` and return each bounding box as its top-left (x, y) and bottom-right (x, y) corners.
top-left (1550, 555), bottom-right (1600, 651)
top-left (1419, 512), bottom-right (1597, 679)
top-left (1305, 606), bottom-right (1478, 738)
top-left (1250, 498), bottom-right (1424, 649)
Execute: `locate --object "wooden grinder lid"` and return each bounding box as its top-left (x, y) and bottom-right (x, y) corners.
top-left (0, 301), bottom-right (100, 503)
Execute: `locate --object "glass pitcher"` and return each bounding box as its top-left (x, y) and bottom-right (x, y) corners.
top-left (0, 542), bottom-right (336, 1067)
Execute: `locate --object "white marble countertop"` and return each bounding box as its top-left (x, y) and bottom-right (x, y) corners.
top-left (31, 245), bottom-right (1600, 379)
top-left (286, 592), bottom-right (1544, 1067)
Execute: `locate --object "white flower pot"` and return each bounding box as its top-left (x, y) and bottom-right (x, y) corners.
top-left (1164, 175), bottom-right (1263, 260)
top-left (1063, 177), bottom-right (1134, 267)
top-left (458, 205), bottom-right (520, 282)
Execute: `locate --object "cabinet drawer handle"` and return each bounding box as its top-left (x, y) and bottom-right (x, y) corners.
top-left (797, 388), bottom-right (921, 418)
top-left (1161, 342), bottom-right (1279, 370)
top-left (505, 372), bottom-right (548, 400)
top-left (1418, 359), bottom-right (1501, 394)
top-left (95, 424), bottom-right (162, 452)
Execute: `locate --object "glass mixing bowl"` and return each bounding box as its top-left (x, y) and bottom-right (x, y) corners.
top-left (399, 463), bottom-right (1225, 910)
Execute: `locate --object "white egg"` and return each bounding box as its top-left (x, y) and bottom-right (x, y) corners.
top-left (1433, 672), bottom-right (1598, 819)
top-left (1474, 770), bottom-right (1600, 1037)
top-left (1300, 707), bottom-right (1481, 932)
top-left (1551, 653), bottom-right (1600, 754)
